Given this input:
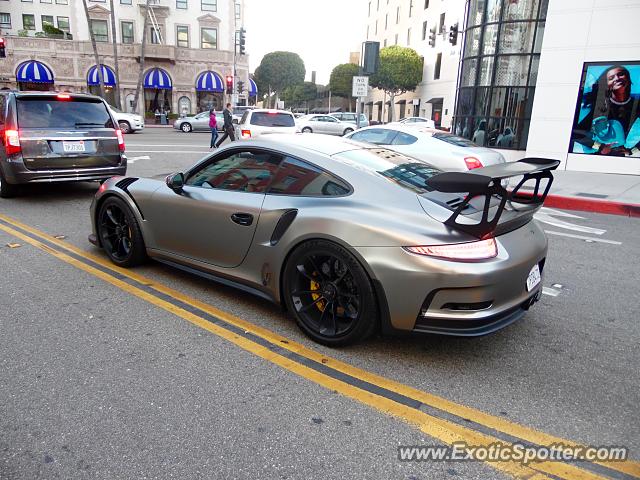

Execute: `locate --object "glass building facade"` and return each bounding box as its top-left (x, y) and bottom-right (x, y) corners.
top-left (453, 0), bottom-right (548, 150)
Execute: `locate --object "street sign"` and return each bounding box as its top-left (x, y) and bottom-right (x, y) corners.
top-left (352, 76), bottom-right (369, 98)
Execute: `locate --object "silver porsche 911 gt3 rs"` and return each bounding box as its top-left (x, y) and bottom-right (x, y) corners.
top-left (89, 134), bottom-right (558, 346)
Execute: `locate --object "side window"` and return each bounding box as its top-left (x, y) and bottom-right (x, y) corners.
top-left (268, 157), bottom-right (351, 197)
top-left (311, 116), bottom-right (321, 122)
top-left (392, 131), bottom-right (418, 145)
top-left (325, 116), bottom-right (338, 123)
top-left (0, 95), bottom-right (5, 126)
top-left (349, 128), bottom-right (398, 145)
top-left (186, 150), bottom-right (282, 193)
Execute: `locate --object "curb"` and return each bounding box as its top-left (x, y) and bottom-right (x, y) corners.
top-left (543, 194), bottom-right (640, 218)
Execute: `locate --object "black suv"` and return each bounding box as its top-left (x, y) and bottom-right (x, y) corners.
top-left (0, 91), bottom-right (127, 198)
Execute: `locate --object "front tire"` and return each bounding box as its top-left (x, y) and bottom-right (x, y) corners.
top-left (181, 123), bottom-right (192, 133)
top-left (97, 196), bottom-right (146, 267)
top-left (343, 128), bottom-right (354, 136)
top-left (0, 170), bottom-right (19, 198)
top-left (282, 240), bottom-right (378, 346)
top-left (118, 121), bottom-right (131, 134)
top-left (302, 127), bottom-right (313, 133)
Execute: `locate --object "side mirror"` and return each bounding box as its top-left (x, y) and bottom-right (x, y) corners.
top-left (166, 172), bottom-right (185, 193)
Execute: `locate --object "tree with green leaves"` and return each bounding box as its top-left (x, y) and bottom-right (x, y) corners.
top-left (370, 45), bottom-right (423, 122)
top-left (254, 51), bottom-right (305, 108)
top-left (329, 63), bottom-right (359, 111)
top-left (282, 82), bottom-right (318, 110)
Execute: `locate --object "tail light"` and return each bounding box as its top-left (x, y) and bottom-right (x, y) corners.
top-left (4, 129), bottom-right (21, 155)
top-left (241, 129), bottom-right (251, 139)
top-left (115, 128), bottom-right (125, 152)
top-left (404, 238), bottom-right (497, 261)
top-left (56, 94), bottom-right (71, 100)
top-left (464, 156), bottom-right (483, 170)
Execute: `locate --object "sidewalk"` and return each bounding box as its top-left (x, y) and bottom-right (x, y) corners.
top-left (542, 171), bottom-right (640, 217)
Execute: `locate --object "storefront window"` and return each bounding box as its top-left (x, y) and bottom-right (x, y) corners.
top-left (453, 0), bottom-right (548, 150)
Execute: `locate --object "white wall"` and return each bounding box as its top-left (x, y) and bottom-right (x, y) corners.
top-left (526, 0), bottom-right (640, 174)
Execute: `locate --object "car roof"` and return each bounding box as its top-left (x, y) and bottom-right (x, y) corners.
top-left (13, 91), bottom-right (104, 101)
top-left (358, 123), bottom-right (440, 137)
top-left (242, 133), bottom-right (366, 157)
top-left (250, 109), bottom-right (294, 115)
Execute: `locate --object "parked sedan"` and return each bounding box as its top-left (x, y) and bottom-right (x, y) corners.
top-left (331, 112), bottom-right (369, 128)
top-left (395, 116), bottom-right (436, 128)
top-left (174, 111), bottom-right (224, 133)
top-left (295, 115), bottom-right (355, 136)
top-left (345, 125), bottom-right (506, 171)
top-left (88, 134), bottom-right (558, 346)
top-left (108, 105), bottom-right (144, 134)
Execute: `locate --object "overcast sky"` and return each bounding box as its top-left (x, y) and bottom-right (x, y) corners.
top-left (245, 0), bottom-right (368, 85)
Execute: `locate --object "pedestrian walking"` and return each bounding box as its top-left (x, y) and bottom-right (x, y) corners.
top-left (209, 109), bottom-right (218, 148)
top-left (215, 103), bottom-right (236, 147)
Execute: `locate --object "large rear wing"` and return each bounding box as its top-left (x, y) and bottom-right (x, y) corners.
top-left (424, 158), bottom-right (560, 238)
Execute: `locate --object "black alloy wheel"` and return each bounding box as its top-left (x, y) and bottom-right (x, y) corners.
top-left (283, 240), bottom-right (378, 346)
top-left (97, 196), bottom-right (146, 267)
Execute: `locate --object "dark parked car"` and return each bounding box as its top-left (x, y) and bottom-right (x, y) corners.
top-left (0, 91), bottom-right (126, 198)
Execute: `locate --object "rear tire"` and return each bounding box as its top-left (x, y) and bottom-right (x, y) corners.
top-left (181, 123), bottom-right (192, 133)
top-left (302, 127), bottom-right (313, 133)
top-left (97, 196), bottom-right (146, 267)
top-left (118, 121), bottom-right (131, 134)
top-left (0, 170), bottom-right (19, 198)
top-left (282, 240), bottom-right (378, 346)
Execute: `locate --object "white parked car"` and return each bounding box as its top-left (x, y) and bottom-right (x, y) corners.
top-left (345, 125), bottom-right (506, 172)
top-left (330, 112), bottom-right (370, 128)
top-left (393, 116), bottom-right (436, 128)
top-left (108, 106), bottom-right (144, 134)
top-left (295, 114), bottom-right (356, 136)
top-left (235, 109), bottom-right (297, 140)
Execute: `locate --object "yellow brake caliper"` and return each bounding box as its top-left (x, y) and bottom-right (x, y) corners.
top-left (310, 278), bottom-right (326, 312)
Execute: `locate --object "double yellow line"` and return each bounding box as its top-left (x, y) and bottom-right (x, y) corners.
top-left (0, 213), bottom-right (638, 480)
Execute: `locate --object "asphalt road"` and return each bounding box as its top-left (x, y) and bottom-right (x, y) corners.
top-left (0, 129), bottom-right (638, 479)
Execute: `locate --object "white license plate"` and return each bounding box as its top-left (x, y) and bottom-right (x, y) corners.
top-left (526, 264), bottom-right (541, 292)
top-left (62, 141), bottom-right (85, 153)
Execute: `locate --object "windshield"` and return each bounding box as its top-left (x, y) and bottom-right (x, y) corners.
top-left (332, 148), bottom-right (442, 194)
top-left (250, 112), bottom-right (295, 127)
top-left (432, 132), bottom-right (478, 147)
top-left (17, 97), bottom-right (114, 129)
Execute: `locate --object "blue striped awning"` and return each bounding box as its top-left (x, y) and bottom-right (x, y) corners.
top-left (143, 68), bottom-right (172, 89)
top-left (196, 71), bottom-right (224, 92)
top-left (16, 60), bottom-right (55, 84)
top-left (87, 64), bottom-right (116, 86)
top-left (249, 78), bottom-right (258, 96)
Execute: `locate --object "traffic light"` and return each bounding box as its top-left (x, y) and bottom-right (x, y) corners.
top-left (0, 38), bottom-right (6, 58)
top-left (237, 80), bottom-right (244, 94)
top-left (239, 28), bottom-right (246, 55)
top-left (225, 75), bottom-right (233, 94)
top-left (449, 23), bottom-right (459, 45)
top-left (361, 41), bottom-right (380, 75)
top-left (428, 27), bottom-right (436, 47)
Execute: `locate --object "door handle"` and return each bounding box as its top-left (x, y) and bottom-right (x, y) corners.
top-left (230, 213), bottom-right (254, 226)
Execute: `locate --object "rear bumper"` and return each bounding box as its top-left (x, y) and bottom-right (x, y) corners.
top-left (2, 155), bottom-right (127, 184)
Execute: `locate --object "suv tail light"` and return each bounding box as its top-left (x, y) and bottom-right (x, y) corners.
top-left (464, 156), bottom-right (483, 170)
top-left (115, 128), bottom-right (125, 152)
top-left (4, 129), bottom-right (21, 155)
top-left (404, 238), bottom-right (497, 261)
top-left (241, 129), bottom-right (251, 139)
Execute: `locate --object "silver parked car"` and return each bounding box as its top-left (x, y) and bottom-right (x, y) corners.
top-left (108, 105), bottom-right (144, 134)
top-left (174, 111), bottom-right (224, 133)
top-left (89, 134), bottom-right (558, 346)
top-left (295, 114), bottom-right (355, 136)
top-left (331, 112), bottom-right (370, 128)
top-left (394, 116), bottom-right (436, 128)
top-left (346, 124), bottom-right (506, 171)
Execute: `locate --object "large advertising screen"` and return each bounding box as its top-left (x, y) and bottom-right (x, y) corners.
top-left (571, 62), bottom-right (640, 157)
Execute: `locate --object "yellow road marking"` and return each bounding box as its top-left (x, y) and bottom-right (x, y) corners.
top-left (1, 214), bottom-right (638, 479)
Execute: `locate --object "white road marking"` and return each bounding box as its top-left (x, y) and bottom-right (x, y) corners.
top-left (127, 155), bottom-right (151, 164)
top-left (534, 208), bottom-right (606, 235)
top-left (544, 230), bottom-right (622, 245)
top-left (542, 287), bottom-right (561, 297)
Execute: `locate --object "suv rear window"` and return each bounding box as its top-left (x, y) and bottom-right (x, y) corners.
top-left (16, 97), bottom-right (114, 129)
top-left (250, 112), bottom-right (295, 127)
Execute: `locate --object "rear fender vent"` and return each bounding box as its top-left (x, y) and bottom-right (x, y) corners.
top-left (115, 177), bottom-right (138, 190)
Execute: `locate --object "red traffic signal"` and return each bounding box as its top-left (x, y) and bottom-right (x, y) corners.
top-left (0, 37), bottom-right (5, 58)
top-left (225, 75), bottom-right (233, 94)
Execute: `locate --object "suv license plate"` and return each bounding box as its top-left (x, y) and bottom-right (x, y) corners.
top-left (63, 141), bottom-right (85, 153)
top-left (526, 264), bottom-right (541, 292)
